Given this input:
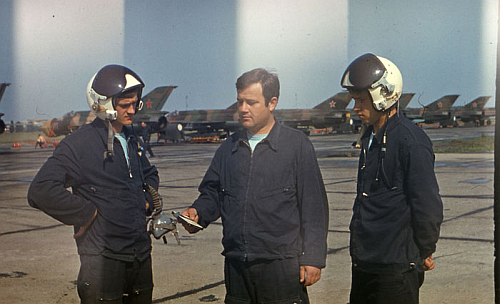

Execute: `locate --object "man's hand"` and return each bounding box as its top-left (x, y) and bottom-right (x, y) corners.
top-left (73, 209), bottom-right (97, 239)
top-left (423, 255), bottom-right (435, 271)
top-left (300, 265), bottom-right (321, 287)
top-left (180, 208), bottom-right (200, 234)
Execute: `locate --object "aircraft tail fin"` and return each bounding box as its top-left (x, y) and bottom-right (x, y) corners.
top-left (226, 102), bottom-right (238, 111)
top-left (0, 83), bottom-right (11, 104)
top-left (462, 96), bottom-right (491, 110)
top-left (313, 91), bottom-right (351, 111)
top-left (425, 94), bottom-right (459, 111)
top-left (398, 93), bottom-right (415, 111)
top-left (141, 86), bottom-right (177, 113)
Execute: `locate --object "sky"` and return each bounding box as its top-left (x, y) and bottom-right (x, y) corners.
top-left (0, 0), bottom-right (498, 122)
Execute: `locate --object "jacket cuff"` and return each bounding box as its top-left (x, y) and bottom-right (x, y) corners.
top-left (299, 256), bottom-right (326, 269)
top-left (190, 203), bottom-right (211, 228)
top-left (420, 250), bottom-right (433, 260)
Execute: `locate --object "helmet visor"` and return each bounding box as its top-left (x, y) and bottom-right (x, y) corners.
top-left (92, 65), bottom-right (144, 97)
top-left (342, 53), bottom-right (386, 90)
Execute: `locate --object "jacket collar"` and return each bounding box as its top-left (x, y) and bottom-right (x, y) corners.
top-left (360, 110), bottom-right (404, 147)
top-left (91, 118), bottom-right (136, 135)
top-left (232, 119), bottom-right (280, 152)
top-left (91, 118), bottom-right (136, 145)
top-left (91, 118), bottom-right (110, 147)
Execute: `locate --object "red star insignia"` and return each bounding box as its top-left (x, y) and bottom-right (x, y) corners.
top-left (438, 102), bottom-right (443, 108)
top-left (473, 102), bottom-right (477, 108)
top-left (329, 100), bottom-right (336, 108)
top-left (146, 100), bottom-right (153, 108)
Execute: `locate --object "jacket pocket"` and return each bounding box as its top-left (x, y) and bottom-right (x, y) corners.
top-left (256, 186), bottom-right (295, 200)
top-left (219, 187), bottom-right (241, 219)
top-left (253, 186), bottom-right (298, 232)
top-left (79, 184), bottom-right (146, 232)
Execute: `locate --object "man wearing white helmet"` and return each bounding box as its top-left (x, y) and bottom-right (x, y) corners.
top-left (341, 54), bottom-right (443, 304)
top-left (28, 65), bottom-right (159, 304)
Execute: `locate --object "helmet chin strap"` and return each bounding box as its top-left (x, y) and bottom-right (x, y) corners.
top-left (105, 120), bottom-right (114, 159)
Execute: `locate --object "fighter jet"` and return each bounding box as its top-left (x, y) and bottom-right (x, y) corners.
top-left (452, 96), bottom-right (492, 126)
top-left (167, 92), bottom-right (353, 137)
top-left (274, 92), bottom-right (352, 133)
top-left (41, 86), bottom-right (177, 137)
top-left (167, 101), bottom-right (240, 136)
top-left (0, 83), bottom-right (11, 134)
top-left (403, 94), bottom-right (459, 127)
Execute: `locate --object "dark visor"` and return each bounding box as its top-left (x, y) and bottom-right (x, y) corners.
top-left (92, 65), bottom-right (143, 97)
top-left (342, 53), bottom-right (386, 90)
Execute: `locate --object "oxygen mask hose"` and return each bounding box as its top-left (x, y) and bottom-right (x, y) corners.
top-left (146, 184), bottom-right (163, 213)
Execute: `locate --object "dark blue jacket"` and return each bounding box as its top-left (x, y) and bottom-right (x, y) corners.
top-left (192, 121), bottom-right (329, 268)
top-left (350, 112), bottom-right (443, 270)
top-left (28, 118), bottom-right (159, 262)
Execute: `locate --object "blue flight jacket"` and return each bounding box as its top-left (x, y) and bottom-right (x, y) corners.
top-left (27, 118), bottom-right (159, 262)
top-left (192, 121), bottom-right (329, 268)
top-left (350, 112), bottom-right (443, 270)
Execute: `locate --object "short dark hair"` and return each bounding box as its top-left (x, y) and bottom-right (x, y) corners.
top-left (236, 68), bottom-right (280, 106)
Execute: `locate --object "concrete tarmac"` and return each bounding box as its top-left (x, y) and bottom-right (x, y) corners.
top-left (0, 126), bottom-right (494, 303)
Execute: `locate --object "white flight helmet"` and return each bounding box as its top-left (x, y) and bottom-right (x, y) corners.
top-left (86, 64), bottom-right (145, 121)
top-left (341, 53), bottom-right (403, 111)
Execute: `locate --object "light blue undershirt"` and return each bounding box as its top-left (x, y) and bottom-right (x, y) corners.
top-left (368, 132), bottom-right (375, 150)
top-left (247, 132), bottom-right (268, 152)
top-left (115, 133), bottom-right (129, 166)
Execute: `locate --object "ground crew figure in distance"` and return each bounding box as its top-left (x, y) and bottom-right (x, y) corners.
top-left (181, 68), bottom-right (329, 304)
top-left (28, 64), bottom-right (159, 304)
top-left (140, 121), bottom-right (155, 157)
top-left (341, 53), bottom-right (443, 304)
top-left (35, 133), bottom-right (46, 149)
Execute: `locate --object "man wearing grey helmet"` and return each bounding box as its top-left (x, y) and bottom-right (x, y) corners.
top-left (341, 54), bottom-right (443, 304)
top-left (28, 65), bottom-right (159, 304)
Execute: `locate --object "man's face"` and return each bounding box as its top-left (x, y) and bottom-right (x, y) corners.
top-left (237, 82), bottom-right (277, 135)
top-left (114, 95), bottom-right (138, 126)
top-left (351, 90), bottom-right (384, 126)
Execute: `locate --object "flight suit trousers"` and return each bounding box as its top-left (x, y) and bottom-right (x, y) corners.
top-left (349, 264), bottom-right (424, 304)
top-left (224, 257), bottom-right (309, 304)
top-left (77, 254), bottom-right (153, 304)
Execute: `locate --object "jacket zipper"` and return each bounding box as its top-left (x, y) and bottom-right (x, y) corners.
top-left (242, 140), bottom-right (255, 261)
top-left (126, 137), bottom-right (132, 178)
